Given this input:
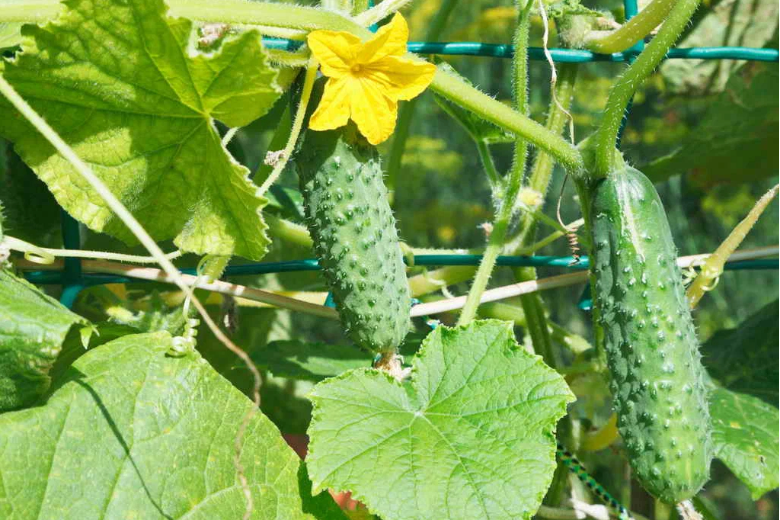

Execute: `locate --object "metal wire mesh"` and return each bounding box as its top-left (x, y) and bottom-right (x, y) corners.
top-left (18, 0), bottom-right (780, 308)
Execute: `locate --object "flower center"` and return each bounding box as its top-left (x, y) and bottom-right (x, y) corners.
top-left (350, 63), bottom-right (362, 74)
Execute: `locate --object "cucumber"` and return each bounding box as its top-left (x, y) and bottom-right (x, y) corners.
top-left (586, 163), bottom-right (711, 503)
top-left (296, 124), bottom-right (410, 353)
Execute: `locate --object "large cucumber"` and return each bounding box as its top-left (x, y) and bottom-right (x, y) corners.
top-left (586, 163), bottom-right (711, 503)
top-left (296, 124), bottom-right (410, 353)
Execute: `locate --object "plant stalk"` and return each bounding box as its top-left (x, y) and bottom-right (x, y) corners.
top-left (586, 0), bottom-right (677, 54)
top-left (456, 3), bottom-right (533, 326)
top-left (593, 0), bottom-right (701, 175)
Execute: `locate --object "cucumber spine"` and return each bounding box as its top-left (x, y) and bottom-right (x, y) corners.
top-left (296, 125), bottom-right (411, 353)
top-left (584, 163), bottom-right (712, 503)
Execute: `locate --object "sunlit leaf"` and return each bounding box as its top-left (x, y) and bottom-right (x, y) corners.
top-left (306, 320), bottom-right (574, 520)
top-left (0, 331), bottom-right (341, 519)
top-left (0, 0), bottom-right (283, 259)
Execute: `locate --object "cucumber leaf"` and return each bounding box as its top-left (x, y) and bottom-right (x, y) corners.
top-left (703, 301), bottom-right (779, 499)
top-left (0, 22), bottom-right (22, 50)
top-left (306, 320), bottom-right (574, 520)
top-left (661, 0), bottom-right (779, 94)
top-left (702, 299), bottom-right (778, 405)
top-left (0, 331), bottom-right (340, 519)
top-left (0, 0), bottom-right (282, 259)
top-left (0, 269), bottom-right (92, 411)
top-left (710, 388), bottom-right (779, 500)
top-left (644, 63), bottom-right (778, 186)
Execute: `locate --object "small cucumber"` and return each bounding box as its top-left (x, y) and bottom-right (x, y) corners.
top-left (296, 124), bottom-right (410, 353)
top-left (586, 163), bottom-right (711, 503)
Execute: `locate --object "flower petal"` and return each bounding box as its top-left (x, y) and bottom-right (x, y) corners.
top-left (350, 78), bottom-right (398, 145)
top-left (365, 56), bottom-right (437, 101)
top-left (307, 30), bottom-right (361, 78)
top-left (357, 13), bottom-right (408, 64)
top-left (309, 77), bottom-right (354, 131)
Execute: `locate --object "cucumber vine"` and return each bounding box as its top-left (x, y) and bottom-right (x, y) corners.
top-left (0, 0), bottom-right (776, 519)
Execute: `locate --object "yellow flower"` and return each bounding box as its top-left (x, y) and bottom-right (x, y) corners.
top-left (306, 13), bottom-right (437, 145)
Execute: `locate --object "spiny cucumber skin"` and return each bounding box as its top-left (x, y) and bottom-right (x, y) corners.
top-left (297, 128), bottom-right (410, 353)
top-left (588, 165), bottom-right (712, 504)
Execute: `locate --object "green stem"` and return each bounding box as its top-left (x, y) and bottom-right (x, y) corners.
top-left (355, 0), bottom-right (417, 26)
top-left (593, 0), bottom-right (700, 176)
top-left (169, 0), bottom-right (365, 34)
top-left (430, 70), bottom-right (582, 172)
top-left (257, 58), bottom-right (318, 197)
top-left (456, 3), bottom-right (533, 326)
top-left (509, 1), bottom-right (533, 184)
top-left (509, 65), bottom-right (577, 370)
top-left (253, 101), bottom-right (292, 183)
top-left (586, 0), bottom-right (677, 54)
top-left (479, 302), bottom-right (592, 354)
top-left (265, 214), bottom-right (313, 249)
top-left (528, 64), bottom-right (578, 196)
top-left (386, 0), bottom-right (460, 192)
top-left (351, 0), bottom-right (369, 16)
top-left (687, 184), bottom-right (778, 308)
top-left (455, 187), bottom-right (519, 325)
top-left (475, 139), bottom-right (502, 191)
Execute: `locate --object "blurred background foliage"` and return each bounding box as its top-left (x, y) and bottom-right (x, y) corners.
top-left (1, 0), bottom-right (777, 518)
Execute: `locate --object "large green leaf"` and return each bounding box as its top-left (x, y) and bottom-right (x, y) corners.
top-left (643, 63), bottom-right (778, 186)
top-left (306, 320), bottom-right (575, 520)
top-left (702, 299), bottom-right (778, 405)
top-left (702, 301), bottom-right (779, 499)
top-left (0, 0), bottom-right (282, 259)
top-left (0, 269), bottom-right (91, 411)
top-left (710, 388), bottom-right (779, 500)
top-left (0, 330), bottom-right (343, 519)
top-left (661, 0), bottom-right (779, 94)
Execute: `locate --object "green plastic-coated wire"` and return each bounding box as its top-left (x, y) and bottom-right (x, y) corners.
top-left (22, 0), bottom-right (775, 310)
top-left (557, 443), bottom-right (634, 520)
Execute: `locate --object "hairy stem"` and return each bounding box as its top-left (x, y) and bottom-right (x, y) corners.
top-left (258, 58), bottom-right (318, 196)
top-left (586, 0), bottom-right (677, 54)
top-left (456, 4), bottom-right (533, 326)
top-left (687, 184), bottom-right (778, 308)
top-left (430, 69), bottom-right (582, 173)
top-left (355, 0), bottom-right (417, 26)
top-left (475, 139), bottom-right (502, 191)
top-left (351, 0), bottom-right (370, 16)
top-left (594, 0), bottom-right (700, 175)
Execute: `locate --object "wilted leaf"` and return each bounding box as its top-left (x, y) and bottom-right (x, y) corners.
top-left (306, 320), bottom-right (574, 520)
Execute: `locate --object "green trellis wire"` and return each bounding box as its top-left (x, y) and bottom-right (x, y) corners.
top-left (18, 0), bottom-right (779, 309)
